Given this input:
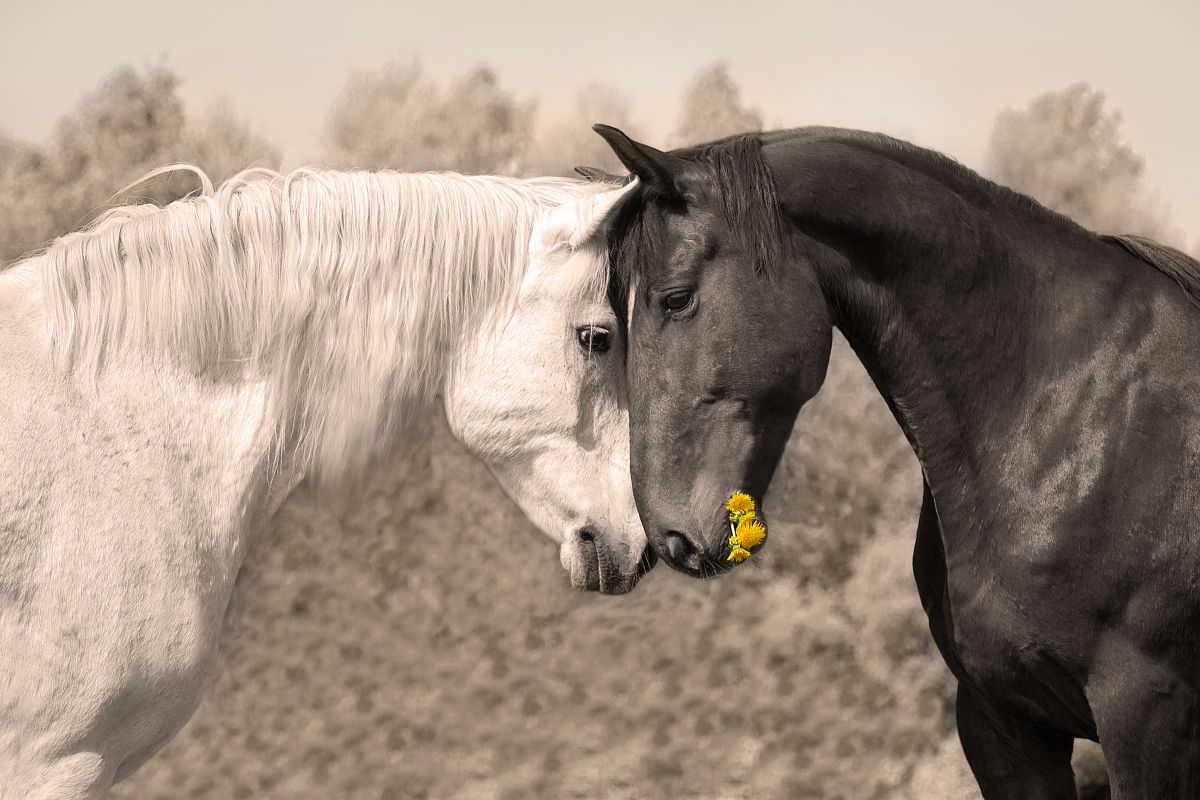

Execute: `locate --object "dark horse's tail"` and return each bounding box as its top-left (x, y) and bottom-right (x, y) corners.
top-left (1102, 233), bottom-right (1200, 310)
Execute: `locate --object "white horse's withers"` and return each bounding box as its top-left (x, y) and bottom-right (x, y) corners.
top-left (0, 168), bottom-right (645, 799)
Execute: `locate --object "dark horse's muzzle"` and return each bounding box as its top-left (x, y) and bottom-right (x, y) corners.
top-left (655, 500), bottom-right (767, 577)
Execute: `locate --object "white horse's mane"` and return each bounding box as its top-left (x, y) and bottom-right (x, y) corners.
top-left (30, 166), bottom-right (604, 479)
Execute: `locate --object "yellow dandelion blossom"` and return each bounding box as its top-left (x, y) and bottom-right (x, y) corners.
top-left (727, 546), bottom-right (753, 563)
top-left (726, 492), bottom-right (755, 517)
top-left (724, 491), bottom-right (753, 527)
top-left (736, 518), bottom-right (767, 550)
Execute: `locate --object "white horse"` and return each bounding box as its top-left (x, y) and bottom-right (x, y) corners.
top-left (0, 167), bottom-right (645, 799)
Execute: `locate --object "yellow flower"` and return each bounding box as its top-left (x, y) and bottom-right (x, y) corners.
top-left (727, 546), bottom-right (752, 563)
top-left (726, 492), bottom-right (756, 517)
top-left (724, 491), bottom-right (753, 527)
top-left (736, 518), bottom-right (767, 550)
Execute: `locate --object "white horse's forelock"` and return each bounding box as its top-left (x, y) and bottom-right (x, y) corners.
top-left (34, 166), bottom-right (603, 482)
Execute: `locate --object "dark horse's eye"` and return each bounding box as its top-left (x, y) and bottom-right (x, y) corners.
top-left (663, 290), bottom-right (693, 313)
top-left (576, 325), bottom-right (611, 354)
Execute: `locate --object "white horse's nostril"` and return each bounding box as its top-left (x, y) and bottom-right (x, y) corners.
top-left (577, 529), bottom-right (600, 576)
top-left (561, 528), bottom-right (602, 592)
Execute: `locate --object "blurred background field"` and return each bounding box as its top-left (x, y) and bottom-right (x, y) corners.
top-left (3, 3), bottom-right (1197, 796)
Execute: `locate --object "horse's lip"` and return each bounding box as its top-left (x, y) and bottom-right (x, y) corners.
top-left (636, 545), bottom-right (658, 577)
top-left (599, 545), bottom-right (657, 595)
top-left (577, 534), bottom-right (601, 592)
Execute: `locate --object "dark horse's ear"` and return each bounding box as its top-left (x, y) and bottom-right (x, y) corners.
top-left (573, 165), bottom-right (627, 185)
top-left (592, 124), bottom-right (684, 202)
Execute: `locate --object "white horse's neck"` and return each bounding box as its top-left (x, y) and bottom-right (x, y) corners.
top-left (32, 168), bottom-right (586, 483)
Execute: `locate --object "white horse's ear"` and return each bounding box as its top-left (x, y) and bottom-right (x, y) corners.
top-left (574, 166), bottom-right (625, 184)
top-left (566, 178), bottom-right (641, 249)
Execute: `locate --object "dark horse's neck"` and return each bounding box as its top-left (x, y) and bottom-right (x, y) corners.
top-left (764, 128), bottom-right (1188, 548)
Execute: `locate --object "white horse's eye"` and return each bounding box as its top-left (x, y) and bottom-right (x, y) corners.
top-left (576, 325), bottom-right (611, 354)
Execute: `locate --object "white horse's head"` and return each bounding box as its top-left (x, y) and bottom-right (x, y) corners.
top-left (443, 181), bottom-right (652, 594)
top-left (35, 167), bottom-right (652, 594)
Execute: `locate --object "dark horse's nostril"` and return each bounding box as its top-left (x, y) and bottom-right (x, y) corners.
top-left (664, 530), bottom-right (699, 567)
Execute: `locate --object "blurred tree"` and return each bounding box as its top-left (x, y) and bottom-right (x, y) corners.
top-left (445, 66), bottom-right (536, 175)
top-left (0, 134), bottom-right (54, 264)
top-left (181, 97), bottom-right (281, 184)
top-left (985, 82), bottom-right (1179, 242)
top-left (324, 59), bottom-right (442, 170)
top-left (0, 64), bottom-right (279, 266)
top-left (526, 83), bottom-right (642, 177)
top-left (668, 61), bottom-right (762, 148)
top-left (47, 64), bottom-right (189, 221)
top-left (323, 59), bottom-right (534, 175)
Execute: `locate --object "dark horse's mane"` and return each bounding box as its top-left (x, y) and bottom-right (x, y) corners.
top-left (610, 126), bottom-right (1200, 314)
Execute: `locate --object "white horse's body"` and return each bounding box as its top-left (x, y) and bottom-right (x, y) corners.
top-left (1, 267), bottom-right (295, 795)
top-left (0, 170), bottom-right (643, 798)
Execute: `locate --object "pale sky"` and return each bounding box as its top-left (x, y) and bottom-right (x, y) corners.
top-left (2, 0), bottom-right (1197, 244)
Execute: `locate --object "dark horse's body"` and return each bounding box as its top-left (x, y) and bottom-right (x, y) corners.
top-left (594, 125), bottom-right (1200, 798)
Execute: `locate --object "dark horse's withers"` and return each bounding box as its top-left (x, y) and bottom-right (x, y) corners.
top-left (593, 124), bottom-right (1200, 799)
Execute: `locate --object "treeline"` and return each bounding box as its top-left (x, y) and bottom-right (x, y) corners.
top-left (0, 66), bottom-right (278, 265)
top-left (1, 58), bottom-right (1192, 266)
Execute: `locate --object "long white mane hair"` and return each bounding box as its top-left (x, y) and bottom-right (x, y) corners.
top-left (35, 167), bottom-right (604, 479)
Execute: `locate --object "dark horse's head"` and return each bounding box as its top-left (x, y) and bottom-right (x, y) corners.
top-left (592, 125), bottom-right (832, 577)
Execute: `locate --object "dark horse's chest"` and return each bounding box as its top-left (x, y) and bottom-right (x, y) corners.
top-left (912, 482), bottom-right (1102, 739)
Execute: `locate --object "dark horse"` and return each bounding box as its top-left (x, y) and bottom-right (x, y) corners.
top-left (591, 124), bottom-right (1200, 799)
